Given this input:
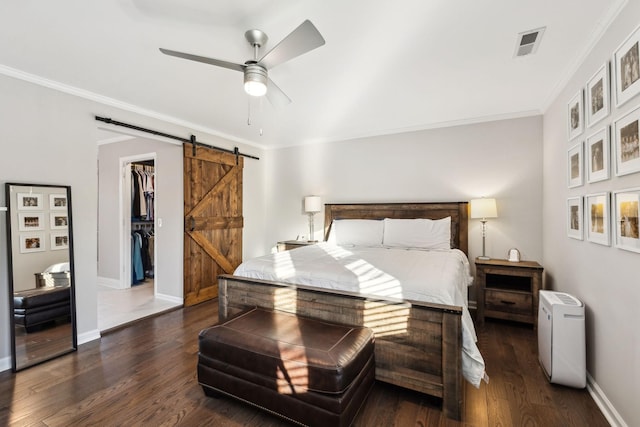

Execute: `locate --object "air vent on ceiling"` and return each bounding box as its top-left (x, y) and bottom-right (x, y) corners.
top-left (514, 27), bottom-right (546, 57)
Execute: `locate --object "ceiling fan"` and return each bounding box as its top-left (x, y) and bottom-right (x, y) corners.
top-left (160, 20), bottom-right (325, 108)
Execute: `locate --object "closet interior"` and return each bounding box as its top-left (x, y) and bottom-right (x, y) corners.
top-left (131, 161), bottom-right (154, 286)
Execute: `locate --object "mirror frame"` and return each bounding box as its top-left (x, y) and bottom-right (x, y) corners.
top-left (5, 183), bottom-right (77, 371)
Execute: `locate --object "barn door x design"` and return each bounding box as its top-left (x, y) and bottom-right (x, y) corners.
top-left (184, 145), bottom-right (243, 306)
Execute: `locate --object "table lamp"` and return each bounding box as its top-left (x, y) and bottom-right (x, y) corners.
top-left (470, 198), bottom-right (498, 260)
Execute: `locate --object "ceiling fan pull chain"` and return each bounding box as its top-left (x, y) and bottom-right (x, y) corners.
top-left (259, 97), bottom-right (264, 136)
top-left (247, 98), bottom-right (252, 126)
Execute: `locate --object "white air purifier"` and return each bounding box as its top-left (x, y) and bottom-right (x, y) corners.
top-left (538, 290), bottom-right (586, 388)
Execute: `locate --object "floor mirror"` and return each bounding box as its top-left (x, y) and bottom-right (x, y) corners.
top-left (5, 183), bottom-right (77, 371)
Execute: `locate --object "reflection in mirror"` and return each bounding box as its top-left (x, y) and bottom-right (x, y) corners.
top-left (5, 183), bottom-right (77, 371)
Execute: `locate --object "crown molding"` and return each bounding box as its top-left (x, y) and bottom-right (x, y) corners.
top-left (0, 64), bottom-right (265, 150)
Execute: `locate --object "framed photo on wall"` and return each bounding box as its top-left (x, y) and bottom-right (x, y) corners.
top-left (568, 141), bottom-right (584, 188)
top-left (567, 196), bottom-right (583, 240)
top-left (49, 194), bottom-right (68, 210)
top-left (18, 212), bottom-right (45, 231)
top-left (613, 188), bottom-right (640, 253)
top-left (613, 105), bottom-right (640, 176)
top-left (17, 193), bottom-right (43, 211)
top-left (50, 212), bottom-right (68, 230)
top-left (567, 90), bottom-right (584, 140)
top-left (586, 63), bottom-right (610, 127)
top-left (586, 192), bottom-right (610, 246)
top-left (20, 233), bottom-right (46, 253)
top-left (613, 25), bottom-right (640, 107)
top-left (586, 127), bottom-right (610, 183)
top-left (50, 233), bottom-right (69, 251)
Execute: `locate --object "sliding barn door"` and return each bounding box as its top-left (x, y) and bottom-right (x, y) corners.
top-left (183, 145), bottom-right (243, 306)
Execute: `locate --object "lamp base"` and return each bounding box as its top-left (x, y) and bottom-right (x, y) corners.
top-left (477, 255), bottom-right (490, 260)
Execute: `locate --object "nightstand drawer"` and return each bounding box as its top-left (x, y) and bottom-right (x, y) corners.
top-left (485, 289), bottom-right (532, 315)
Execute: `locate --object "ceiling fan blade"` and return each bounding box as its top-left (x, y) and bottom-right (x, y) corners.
top-left (258, 20), bottom-right (325, 69)
top-left (159, 48), bottom-right (245, 72)
top-left (266, 78), bottom-right (291, 108)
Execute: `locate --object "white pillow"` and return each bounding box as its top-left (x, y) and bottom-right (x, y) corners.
top-left (382, 217), bottom-right (451, 249)
top-left (327, 219), bottom-right (384, 247)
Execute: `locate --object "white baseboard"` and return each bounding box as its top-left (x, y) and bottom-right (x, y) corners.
top-left (155, 292), bottom-right (183, 305)
top-left (0, 355), bottom-right (11, 373)
top-left (587, 372), bottom-right (628, 427)
top-left (77, 329), bottom-right (101, 345)
top-left (97, 276), bottom-right (127, 289)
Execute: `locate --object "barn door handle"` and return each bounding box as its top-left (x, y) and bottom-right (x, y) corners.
top-left (188, 216), bottom-right (195, 232)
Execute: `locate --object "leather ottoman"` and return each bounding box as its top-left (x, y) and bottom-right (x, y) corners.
top-left (13, 286), bottom-right (71, 331)
top-left (198, 307), bottom-right (375, 427)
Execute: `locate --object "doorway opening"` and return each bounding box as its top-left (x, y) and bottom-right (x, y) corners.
top-left (96, 150), bottom-right (179, 332)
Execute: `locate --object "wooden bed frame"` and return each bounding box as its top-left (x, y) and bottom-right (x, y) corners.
top-left (218, 202), bottom-right (469, 420)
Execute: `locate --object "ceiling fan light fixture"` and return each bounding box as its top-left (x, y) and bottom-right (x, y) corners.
top-left (244, 64), bottom-right (268, 97)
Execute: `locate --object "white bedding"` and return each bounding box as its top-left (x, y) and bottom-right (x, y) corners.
top-left (233, 242), bottom-right (486, 387)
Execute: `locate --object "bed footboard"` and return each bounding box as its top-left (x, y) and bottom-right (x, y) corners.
top-left (218, 274), bottom-right (463, 420)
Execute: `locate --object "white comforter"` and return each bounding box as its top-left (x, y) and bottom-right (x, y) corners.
top-left (233, 242), bottom-right (486, 387)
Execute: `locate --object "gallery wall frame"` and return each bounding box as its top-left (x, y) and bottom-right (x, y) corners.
top-left (16, 193), bottom-right (43, 211)
top-left (50, 233), bottom-right (69, 251)
top-left (568, 141), bottom-right (584, 188)
top-left (613, 188), bottom-right (640, 253)
top-left (613, 104), bottom-right (640, 176)
top-left (18, 212), bottom-right (45, 231)
top-left (586, 62), bottom-right (610, 127)
top-left (19, 233), bottom-right (46, 253)
top-left (613, 24), bottom-right (640, 107)
top-left (586, 192), bottom-right (610, 246)
top-left (586, 127), bottom-right (610, 183)
top-left (567, 196), bottom-right (583, 240)
top-left (50, 212), bottom-right (68, 230)
top-left (567, 90), bottom-right (584, 140)
top-left (49, 194), bottom-right (68, 210)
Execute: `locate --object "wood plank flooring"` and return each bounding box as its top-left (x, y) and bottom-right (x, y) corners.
top-left (0, 299), bottom-right (609, 426)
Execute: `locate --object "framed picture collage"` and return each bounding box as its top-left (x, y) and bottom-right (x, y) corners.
top-left (16, 192), bottom-right (69, 253)
top-left (566, 24), bottom-right (640, 253)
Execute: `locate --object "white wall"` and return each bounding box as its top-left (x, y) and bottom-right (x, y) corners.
top-left (542, 2), bottom-right (639, 426)
top-left (0, 72), bottom-right (265, 370)
top-left (0, 75), bottom-right (99, 366)
top-left (263, 116), bottom-right (544, 302)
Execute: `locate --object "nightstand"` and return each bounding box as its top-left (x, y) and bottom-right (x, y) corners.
top-left (277, 240), bottom-right (317, 252)
top-left (475, 258), bottom-right (544, 326)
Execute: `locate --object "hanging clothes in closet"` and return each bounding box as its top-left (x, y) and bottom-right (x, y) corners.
top-left (131, 227), bottom-right (154, 285)
top-left (131, 163), bottom-right (155, 285)
top-left (131, 164), bottom-right (155, 221)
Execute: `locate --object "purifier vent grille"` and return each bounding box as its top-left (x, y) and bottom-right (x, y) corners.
top-left (557, 293), bottom-right (579, 305)
top-left (514, 27), bottom-right (546, 57)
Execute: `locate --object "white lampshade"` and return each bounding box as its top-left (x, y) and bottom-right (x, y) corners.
top-left (470, 198), bottom-right (498, 219)
top-left (304, 196), bottom-right (322, 213)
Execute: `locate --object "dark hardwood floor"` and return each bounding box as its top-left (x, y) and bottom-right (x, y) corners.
top-left (0, 300), bottom-right (609, 427)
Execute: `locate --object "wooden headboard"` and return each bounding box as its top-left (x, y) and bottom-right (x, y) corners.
top-left (324, 202), bottom-right (468, 255)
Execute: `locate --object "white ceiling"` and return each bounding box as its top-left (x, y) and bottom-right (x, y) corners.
top-left (0, 0), bottom-right (626, 148)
